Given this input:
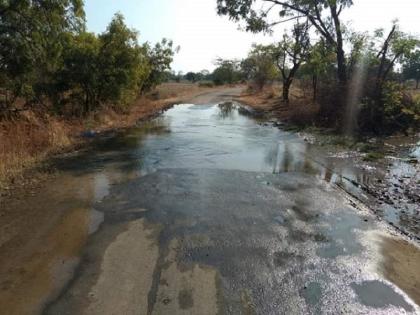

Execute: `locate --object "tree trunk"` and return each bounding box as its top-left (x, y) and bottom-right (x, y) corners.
top-left (282, 80), bottom-right (290, 102)
top-left (330, 5), bottom-right (347, 85)
top-left (312, 74), bottom-right (317, 101)
top-left (416, 78), bottom-right (419, 89)
top-left (84, 91), bottom-right (90, 115)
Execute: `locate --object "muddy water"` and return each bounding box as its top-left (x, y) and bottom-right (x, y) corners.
top-left (1, 101), bottom-right (419, 314)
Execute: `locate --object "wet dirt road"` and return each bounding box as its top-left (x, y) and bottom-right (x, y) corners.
top-left (1, 88), bottom-right (419, 314)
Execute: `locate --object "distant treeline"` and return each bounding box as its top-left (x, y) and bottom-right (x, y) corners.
top-left (199, 0), bottom-right (420, 134)
top-left (0, 1), bottom-right (178, 117)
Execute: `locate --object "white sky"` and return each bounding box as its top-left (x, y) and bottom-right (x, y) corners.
top-left (85, 0), bottom-right (420, 72)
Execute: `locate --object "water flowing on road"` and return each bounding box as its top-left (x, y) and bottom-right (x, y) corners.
top-left (1, 89), bottom-right (419, 314)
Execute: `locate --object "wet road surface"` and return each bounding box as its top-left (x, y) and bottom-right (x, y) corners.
top-left (1, 88), bottom-right (419, 314)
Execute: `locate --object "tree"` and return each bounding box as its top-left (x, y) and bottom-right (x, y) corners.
top-left (356, 24), bottom-right (419, 133)
top-left (200, 70), bottom-right (211, 81)
top-left (57, 32), bottom-right (101, 115)
top-left (402, 50), bottom-right (420, 89)
top-left (185, 72), bottom-right (198, 82)
top-left (0, 3), bottom-right (178, 118)
top-left (300, 38), bottom-right (335, 101)
top-left (142, 39), bottom-right (179, 92)
top-left (0, 0), bottom-right (85, 110)
top-left (242, 44), bottom-right (278, 90)
top-left (273, 22), bottom-right (310, 101)
top-left (217, 0), bottom-right (353, 85)
top-left (374, 24), bottom-right (418, 94)
top-left (212, 58), bottom-right (241, 85)
top-left (97, 13), bottom-right (149, 108)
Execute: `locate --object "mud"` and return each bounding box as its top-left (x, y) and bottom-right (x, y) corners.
top-left (378, 234), bottom-right (420, 306)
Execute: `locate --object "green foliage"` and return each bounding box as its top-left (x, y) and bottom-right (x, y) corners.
top-left (141, 38), bottom-right (179, 92)
top-left (217, 0), bottom-right (353, 84)
top-left (183, 70), bottom-right (212, 83)
top-left (402, 50), bottom-right (420, 88)
top-left (97, 14), bottom-right (149, 108)
top-left (242, 44), bottom-right (278, 89)
top-left (212, 59), bottom-right (242, 85)
top-left (359, 81), bottom-right (420, 133)
top-left (185, 72), bottom-right (198, 82)
top-left (57, 32), bottom-right (101, 114)
top-left (0, 0), bottom-right (85, 107)
top-left (0, 3), bottom-right (177, 117)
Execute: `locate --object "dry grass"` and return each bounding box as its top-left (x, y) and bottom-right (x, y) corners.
top-left (237, 85), bottom-right (282, 112)
top-left (0, 113), bottom-right (74, 187)
top-left (409, 88), bottom-right (420, 100)
top-left (0, 83), bottom-right (218, 188)
top-left (237, 83), bottom-right (319, 125)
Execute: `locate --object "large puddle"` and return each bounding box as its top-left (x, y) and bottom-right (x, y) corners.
top-left (1, 102), bottom-right (419, 314)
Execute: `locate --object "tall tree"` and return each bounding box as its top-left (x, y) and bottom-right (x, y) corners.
top-left (373, 24), bottom-right (418, 95)
top-left (300, 38), bottom-right (335, 101)
top-left (97, 13), bottom-right (148, 107)
top-left (217, 0), bottom-right (352, 85)
top-left (142, 39), bottom-right (179, 92)
top-left (273, 22), bottom-right (310, 101)
top-left (212, 58), bottom-right (242, 85)
top-left (0, 0), bottom-right (85, 108)
top-left (402, 50), bottom-right (420, 89)
top-left (241, 44), bottom-right (278, 90)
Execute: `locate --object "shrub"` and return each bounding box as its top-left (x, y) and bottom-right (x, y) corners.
top-left (198, 82), bottom-right (215, 88)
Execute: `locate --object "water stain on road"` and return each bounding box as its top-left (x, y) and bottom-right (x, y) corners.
top-left (351, 280), bottom-right (413, 312)
top-left (377, 234), bottom-right (420, 306)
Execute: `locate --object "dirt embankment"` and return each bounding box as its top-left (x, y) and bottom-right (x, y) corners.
top-left (236, 85), bottom-right (320, 126)
top-left (0, 83), bottom-right (229, 192)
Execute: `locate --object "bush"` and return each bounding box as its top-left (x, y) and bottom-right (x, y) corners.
top-left (198, 82), bottom-right (214, 88)
top-left (359, 82), bottom-right (420, 134)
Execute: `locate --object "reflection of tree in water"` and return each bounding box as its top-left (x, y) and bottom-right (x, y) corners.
top-left (302, 152), bottom-right (317, 175)
top-left (267, 141), bottom-right (321, 174)
top-left (281, 143), bottom-right (293, 172)
top-left (218, 102), bottom-right (236, 119)
top-left (264, 144), bottom-right (278, 172)
top-left (56, 117), bottom-right (171, 176)
top-left (323, 161), bottom-right (334, 183)
top-left (267, 142), bottom-right (294, 173)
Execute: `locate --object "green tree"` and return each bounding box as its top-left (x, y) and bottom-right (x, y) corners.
top-left (242, 44), bottom-right (278, 90)
top-left (217, 0), bottom-right (352, 85)
top-left (357, 24), bottom-right (419, 133)
top-left (96, 13), bottom-right (149, 108)
top-left (57, 32), bottom-right (101, 115)
top-left (302, 39), bottom-right (336, 101)
top-left (402, 50), bottom-right (420, 89)
top-left (0, 0), bottom-right (85, 110)
top-left (185, 72), bottom-right (198, 82)
top-left (374, 24), bottom-right (418, 94)
top-left (200, 70), bottom-right (211, 81)
top-left (273, 22), bottom-right (310, 101)
top-left (212, 59), bottom-right (241, 85)
top-left (142, 39), bottom-right (179, 92)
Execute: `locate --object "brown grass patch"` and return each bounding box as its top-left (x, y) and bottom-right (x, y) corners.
top-left (0, 113), bottom-right (74, 187)
top-left (237, 83), bottom-right (319, 124)
top-left (0, 83), bottom-right (220, 189)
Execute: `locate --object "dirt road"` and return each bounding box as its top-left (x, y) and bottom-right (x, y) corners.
top-left (0, 87), bottom-right (419, 314)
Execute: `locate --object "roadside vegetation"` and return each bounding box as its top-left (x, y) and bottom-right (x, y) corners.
top-left (1, 0), bottom-right (419, 187)
top-left (0, 1), bottom-right (222, 187)
top-left (209, 0), bottom-right (420, 135)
